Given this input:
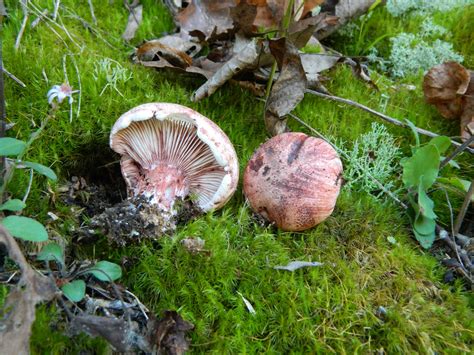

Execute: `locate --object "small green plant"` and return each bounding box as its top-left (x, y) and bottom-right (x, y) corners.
top-left (36, 242), bottom-right (122, 302)
top-left (93, 58), bottom-right (133, 97)
top-left (400, 126), bottom-right (451, 248)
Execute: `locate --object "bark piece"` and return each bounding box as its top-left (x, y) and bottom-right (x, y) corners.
top-left (0, 226), bottom-right (57, 355)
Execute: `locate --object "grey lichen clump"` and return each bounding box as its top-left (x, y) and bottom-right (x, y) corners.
top-left (342, 123), bottom-right (401, 197)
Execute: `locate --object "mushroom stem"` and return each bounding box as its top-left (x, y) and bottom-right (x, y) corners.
top-left (135, 164), bottom-right (189, 211)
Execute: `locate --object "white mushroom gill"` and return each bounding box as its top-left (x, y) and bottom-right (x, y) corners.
top-left (113, 116), bottom-right (226, 211)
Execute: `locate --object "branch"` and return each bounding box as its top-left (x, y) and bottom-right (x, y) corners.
top-left (305, 89), bottom-right (474, 154)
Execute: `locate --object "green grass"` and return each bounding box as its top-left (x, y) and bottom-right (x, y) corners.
top-left (2, 0), bottom-right (473, 353)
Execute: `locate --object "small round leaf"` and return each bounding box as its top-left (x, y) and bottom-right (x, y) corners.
top-left (22, 161), bottom-right (57, 181)
top-left (0, 137), bottom-right (26, 156)
top-left (1, 216), bottom-right (48, 242)
top-left (88, 261), bottom-right (122, 282)
top-left (37, 243), bottom-right (64, 265)
top-left (0, 199), bottom-right (26, 212)
top-left (61, 280), bottom-right (86, 302)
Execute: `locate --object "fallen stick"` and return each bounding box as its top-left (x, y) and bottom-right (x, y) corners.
top-left (305, 89), bottom-right (474, 154)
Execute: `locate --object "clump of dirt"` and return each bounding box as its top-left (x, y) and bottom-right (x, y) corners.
top-left (60, 176), bottom-right (203, 246)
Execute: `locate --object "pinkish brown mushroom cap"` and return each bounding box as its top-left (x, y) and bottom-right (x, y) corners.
top-left (243, 132), bottom-right (343, 231)
top-left (110, 103), bottom-right (239, 212)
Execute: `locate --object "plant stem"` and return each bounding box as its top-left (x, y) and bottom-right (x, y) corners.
top-left (305, 89), bottom-right (474, 154)
top-left (454, 178), bottom-right (474, 236)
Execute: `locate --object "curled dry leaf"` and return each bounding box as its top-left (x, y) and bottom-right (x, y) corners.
top-left (273, 260), bottom-right (324, 271)
top-left (460, 71), bottom-right (474, 144)
top-left (316, 0), bottom-right (378, 39)
top-left (192, 38), bottom-right (262, 101)
top-left (423, 61), bottom-right (470, 119)
top-left (0, 226), bottom-right (57, 355)
top-left (122, 3), bottom-right (143, 41)
top-left (135, 40), bottom-right (193, 68)
top-left (265, 38), bottom-right (307, 136)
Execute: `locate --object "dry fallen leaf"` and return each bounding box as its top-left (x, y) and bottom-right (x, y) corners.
top-left (192, 38), bottom-right (262, 101)
top-left (265, 38), bottom-right (307, 135)
top-left (122, 2), bottom-right (143, 41)
top-left (423, 61), bottom-right (470, 119)
top-left (273, 260), bottom-right (324, 271)
top-left (135, 40), bottom-right (193, 68)
top-left (0, 226), bottom-right (57, 355)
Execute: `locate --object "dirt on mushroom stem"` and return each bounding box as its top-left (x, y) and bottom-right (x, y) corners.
top-left (60, 176), bottom-right (202, 246)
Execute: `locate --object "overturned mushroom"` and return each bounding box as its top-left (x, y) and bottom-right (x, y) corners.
top-left (110, 103), bottom-right (239, 215)
top-left (243, 132), bottom-right (343, 231)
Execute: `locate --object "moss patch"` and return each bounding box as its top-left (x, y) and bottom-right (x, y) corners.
top-left (2, 0), bottom-right (473, 353)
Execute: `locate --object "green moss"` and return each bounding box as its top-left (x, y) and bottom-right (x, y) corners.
top-left (1, 0), bottom-right (473, 353)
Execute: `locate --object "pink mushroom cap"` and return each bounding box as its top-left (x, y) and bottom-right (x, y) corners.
top-left (244, 132), bottom-right (343, 231)
top-left (110, 103), bottom-right (239, 212)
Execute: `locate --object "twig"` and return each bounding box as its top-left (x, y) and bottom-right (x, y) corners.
top-left (22, 168), bottom-right (34, 203)
top-left (88, 0), bottom-right (97, 24)
top-left (438, 228), bottom-right (473, 276)
top-left (15, 0), bottom-right (29, 51)
top-left (30, 8), bottom-right (48, 29)
top-left (441, 188), bottom-right (465, 269)
top-left (2, 67), bottom-right (26, 88)
top-left (440, 135), bottom-right (474, 170)
top-left (288, 112), bottom-right (408, 209)
top-left (0, 15), bottom-right (5, 204)
top-left (454, 179), bottom-right (474, 237)
top-left (305, 89), bottom-right (474, 154)
top-left (53, 0), bottom-right (60, 21)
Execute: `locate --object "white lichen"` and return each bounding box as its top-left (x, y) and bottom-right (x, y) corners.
top-left (386, 0), bottom-right (471, 17)
top-left (389, 33), bottom-right (463, 78)
top-left (93, 57), bottom-right (133, 97)
top-left (343, 123), bottom-right (401, 196)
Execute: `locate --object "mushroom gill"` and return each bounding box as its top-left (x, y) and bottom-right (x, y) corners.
top-left (110, 103), bottom-right (239, 214)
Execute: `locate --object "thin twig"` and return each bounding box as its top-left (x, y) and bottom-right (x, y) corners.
top-left (289, 112), bottom-right (408, 209)
top-left (53, 0), bottom-right (60, 21)
top-left (2, 67), bottom-right (27, 87)
top-left (15, 0), bottom-right (29, 51)
top-left (22, 168), bottom-right (34, 203)
top-left (454, 179), bottom-right (474, 237)
top-left (305, 89), bottom-right (474, 154)
top-left (88, 0), bottom-right (97, 24)
top-left (441, 188), bottom-right (465, 269)
top-left (440, 134), bottom-right (474, 170)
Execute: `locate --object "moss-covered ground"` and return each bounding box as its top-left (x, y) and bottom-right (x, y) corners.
top-left (2, 1), bottom-right (473, 353)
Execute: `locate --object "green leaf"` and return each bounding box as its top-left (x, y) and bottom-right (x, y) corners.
top-left (413, 227), bottom-right (436, 249)
top-left (428, 136), bottom-right (450, 155)
top-left (88, 261), bottom-right (122, 282)
top-left (61, 280), bottom-right (86, 302)
top-left (0, 137), bottom-right (26, 156)
top-left (1, 216), bottom-right (48, 242)
top-left (405, 119), bottom-right (420, 148)
top-left (437, 177), bottom-right (473, 201)
top-left (22, 161), bottom-right (57, 181)
top-left (402, 144), bottom-right (440, 189)
top-left (414, 214), bottom-right (436, 237)
top-left (0, 199), bottom-right (26, 212)
top-left (418, 179), bottom-right (436, 219)
top-left (37, 243), bottom-right (64, 265)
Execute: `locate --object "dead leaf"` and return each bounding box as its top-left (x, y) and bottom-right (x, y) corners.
top-left (150, 310), bottom-right (194, 355)
top-left (192, 38), bottom-right (262, 101)
top-left (460, 71), bottom-right (474, 145)
top-left (0, 226), bottom-right (57, 355)
top-left (122, 2), bottom-right (143, 41)
top-left (176, 0), bottom-right (236, 41)
top-left (289, 13), bottom-right (338, 48)
top-left (230, 1), bottom-right (258, 35)
top-left (237, 292), bottom-right (256, 315)
top-left (265, 38), bottom-right (307, 135)
top-left (181, 236), bottom-right (206, 254)
top-left (423, 61), bottom-right (470, 119)
top-left (156, 34), bottom-right (202, 57)
top-left (273, 260), bottom-right (324, 271)
top-left (135, 40), bottom-right (193, 68)
top-left (316, 0), bottom-right (377, 39)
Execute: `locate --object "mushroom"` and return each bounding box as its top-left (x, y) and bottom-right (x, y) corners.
top-left (243, 132), bottom-right (343, 231)
top-left (110, 103), bottom-right (239, 214)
